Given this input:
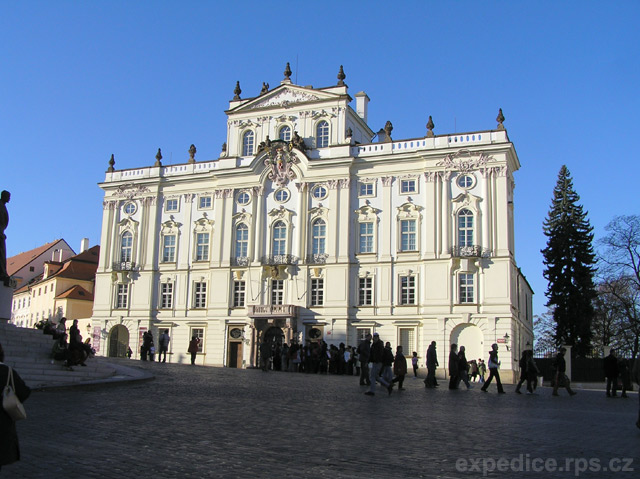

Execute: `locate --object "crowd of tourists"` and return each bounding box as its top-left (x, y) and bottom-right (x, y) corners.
top-left (44, 317), bottom-right (94, 370)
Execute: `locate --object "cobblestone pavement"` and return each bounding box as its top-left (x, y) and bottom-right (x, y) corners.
top-left (3, 360), bottom-right (640, 479)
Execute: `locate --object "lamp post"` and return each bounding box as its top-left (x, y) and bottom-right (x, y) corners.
top-left (503, 333), bottom-right (510, 351)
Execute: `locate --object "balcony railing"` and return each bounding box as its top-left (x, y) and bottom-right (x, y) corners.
top-left (261, 254), bottom-right (299, 265)
top-left (248, 304), bottom-right (297, 318)
top-left (231, 256), bottom-right (250, 267)
top-left (451, 246), bottom-right (491, 258)
top-left (112, 261), bottom-right (137, 271)
top-left (306, 253), bottom-right (329, 264)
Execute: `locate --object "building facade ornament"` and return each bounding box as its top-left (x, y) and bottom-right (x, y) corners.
top-left (437, 150), bottom-right (494, 173)
top-left (250, 88), bottom-right (320, 110)
top-left (381, 176), bottom-right (394, 187)
top-left (264, 142), bottom-right (299, 187)
top-left (111, 184), bottom-right (151, 199)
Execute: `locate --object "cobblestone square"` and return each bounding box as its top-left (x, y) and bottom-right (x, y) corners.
top-left (4, 360), bottom-right (640, 478)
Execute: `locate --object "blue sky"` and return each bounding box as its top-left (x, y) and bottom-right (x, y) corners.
top-left (1, 1), bottom-right (639, 317)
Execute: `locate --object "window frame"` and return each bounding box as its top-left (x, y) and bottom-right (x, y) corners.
top-left (278, 125), bottom-right (292, 142)
top-left (359, 222), bottom-right (374, 254)
top-left (400, 179), bottom-right (417, 194)
top-left (198, 196), bottom-right (212, 210)
top-left (358, 276), bottom-right (373, 306)
top-left (242, 130), bottom-right (255, 156)
top-left (457, 208), bottom-right (474, 248)
top-left (311, 184), bottom-right (328, 200)
top-left (165, 198), bottom-right (179, 212)
top-left (310, 278), bottom-right (324, 307)
top-left (316, 120), bottom-right (329, 148)
top-left (272, 221), bottom-right (287, 256)
top-left (399, 219), bottom-right (417, 252)
top-left (233, 280), bottom-right (246, 307)
top-left (190, 327), bottom-right (205, 353)
top-left (274, 188), bottom-right (290, 203)
top-left (399, 275), bottom-right (416, 305)
top-left (193, 282), bottom-right (207, 309)
top-left (120, 231), bottom-right (133, 263)
top-left (271, 279), bottom-right (284, 305)
top-left (459, 273), bottom-right (475, 304)
top-left (116, 283), bottom-right (129, 309)
top-left (358, 181), bottom-right (375, 198)
top-left (235, 223), bottom-right (249, 258)
top-left (160, 282), bottom-right (174, 309)
top-left (311, 218), bottom-right (326, 255)
top-left (162, 234), bottom-right (177, 263)
top-left (195, 232), bottom-right (210, 262)
top-left (237, 190), bottom-right (251, 206)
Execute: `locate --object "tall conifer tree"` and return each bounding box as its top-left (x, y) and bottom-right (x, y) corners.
top-left (541, 165), bottom-right (596, 356)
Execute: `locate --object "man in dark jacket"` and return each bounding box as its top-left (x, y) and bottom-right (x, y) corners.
top-left (365, 333), bottom-right (385, 396)
top-left (424, 341), bottom-right (439, 388)
top-left (357, 334), bottom-right (371, 386)
top-left (603, 349), bottom-right (619, 397)
top-left (0, 343), bottom-right (31, 471)
top-left (552, 347), bottom-right (576, 397)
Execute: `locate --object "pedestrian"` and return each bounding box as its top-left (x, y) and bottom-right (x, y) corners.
top-left (259, 339), bottom-right (271, 371)
top-left (424, 341), bottom-right (439, 388)
top-left (364, 333), bottom-right (386, 396)
top-left (604, 349), bottom-right (619, 398)
top-left (392, 345), bottom-right (408, 390)
top-left (515, 350), bottom-right (529, 394)
top-left (148, 331), bottom-right (155, 362)
top-left (632, 354), bottom-right (640, 429)
top-left (526, 350), bottom-right (540, 394)
top-left (480, 343), bottom-right (505, 394)
top-left (551, 347), bottom-right (576, 397)
top-left (188, 335), bottom-right (200, 365)
top-left (345, 346), bottom-right (354, 376)
top-left (411, 351), bottom-right (419, 378)
top-left (357, 334), bottom-right (371, 386)
top-left (618, 357), bottom-right (630, 398)
top-left (0, 342), bottom-right (31, 472)
top-left (127, 346), bottom-right (132, 359)
top-left (469, 359), bottom-right (479, 382)
top-left (478, 359), bottom-right (486, 383)
top-left (381, 342), bottom-right (395, 395)
top-left (457, 346), bottom-right (471, 389)
top-left (158, 329), bottom-right (170, 363)
top-left (448, 343), bottom-right (459, 389)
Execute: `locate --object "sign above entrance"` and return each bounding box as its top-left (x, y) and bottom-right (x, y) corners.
top-left (248, 304), bottom-right (297, 318)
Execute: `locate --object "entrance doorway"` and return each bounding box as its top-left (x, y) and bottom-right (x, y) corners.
top-left (228, 342), bottom-right (243, 368)
top-left (450, 323), bottom-right (484, 363)
top-left (108, 325), bottom-right (130, 358)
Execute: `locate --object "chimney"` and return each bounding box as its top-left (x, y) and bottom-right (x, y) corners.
top-left (355, 91), bottom-right (370, 123)
top-left (59, 249), bottom-right (63, 262)
top-left (81, 238), bottom-right (89, 253)
top-left (52, 249), bottom-right (58, 261)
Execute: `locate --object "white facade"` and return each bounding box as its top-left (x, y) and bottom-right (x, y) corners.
top-left (91, 68), bottom-right (533, 380)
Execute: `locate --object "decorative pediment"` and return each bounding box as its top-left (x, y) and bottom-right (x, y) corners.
top-left (118, 217), bottom-right (139, 230)
top-left (160, 219), bottom-right (181, 234)
top-left (452, 191), bottom-right (482, 211)
top-left (267, 205), bottom-right (294, 224)
top-left (193, 216), bottom-right (214, 232)
top-left (437, 150), bottom-right (495, 173)
top-left (308, 206), bottom-right (328, 221)
top-left (232, 211), bottom-right (252, 224)
top-left (111, 183), bottom-right (151, 199)
top-left (249, 87), bottom-right (321, 110)
top-left (397, 202), bottom-right (422, 218)
top-left (355, 205), bottom-right (380, 222)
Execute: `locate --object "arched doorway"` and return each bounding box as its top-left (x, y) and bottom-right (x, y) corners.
top-left (451, 323), bottom-right (484, 363)
top-left (108, 325), bottom-right (130, 358)
top-left (259, 326), bottom-right (284, 370)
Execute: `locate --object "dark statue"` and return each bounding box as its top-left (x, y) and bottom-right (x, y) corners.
top-left (292, 131), bottom-right (307, 151)
top-left (260, 82), bottom-right (270, 95)
top-left (426, 116), bottom-right (435, 138)
top-left (496, 108), bottom-right (505, 130)
top-left (0, 190), bottom-right (10, 286)
top-left (188, 144), bottom-right (197, 163)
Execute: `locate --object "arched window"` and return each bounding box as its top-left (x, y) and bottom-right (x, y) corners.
top-left (235, 224), bottom-right (249, 258)
top-left (272, 221), bottom-right (287, 256)
top-left (312, 219), bottom-right (326, 255)
top-left (242, 130), bottom-right (254, 156)
top-left (120, 231), bottom-right (133, 263)
top-left (458, 209), bottom-right (474, 247)
top-left (316, 121), bottom-right (329, 148)
top-left (279, 125), bottom-right (291, 141)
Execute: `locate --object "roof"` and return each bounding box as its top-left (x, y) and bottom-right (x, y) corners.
top-left (7, 239), bottom-right (73, 276)
top-left (52, 246), bottom-right (100, 281)
top-left (56, 285), bottom-right (94, 301)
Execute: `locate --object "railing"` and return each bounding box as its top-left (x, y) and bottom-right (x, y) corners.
top-left (451, 246), bottom-right (491, 258)
top-left (112, 261), bottom-right (137, 271)
top-left (261, 255), bottom-right (299, 265)
top-left (248, 304), bottom-right (297, 318)
top-left (231, 256), bottom-right (250, 267)
top-left (306, 253), bottom-right (329, 264)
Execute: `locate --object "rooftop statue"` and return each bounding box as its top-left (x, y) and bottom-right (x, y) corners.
top-left (0, 190), bottom-right (10, 286)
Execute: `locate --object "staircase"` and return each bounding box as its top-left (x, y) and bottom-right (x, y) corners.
top-left (0, 321), bottom-right (118, 389)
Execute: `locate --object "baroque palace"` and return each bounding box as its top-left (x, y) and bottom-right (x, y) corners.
top-left (90, 64), bottom-right (533, 380)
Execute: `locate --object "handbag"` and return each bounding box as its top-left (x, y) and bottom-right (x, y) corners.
top-left (3, 367), bottom-right (27, 421)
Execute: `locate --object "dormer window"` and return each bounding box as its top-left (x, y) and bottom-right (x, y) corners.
top-left (242, 130), bottom-right (254, 156)
top-left (316, 121), bottom-right (329, 148)
top-left (279, 126), bottom-right (291, 142)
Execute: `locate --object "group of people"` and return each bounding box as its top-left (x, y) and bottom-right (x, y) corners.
top-left (47, 317), bottom-right (94, 369)
top-left (140, 329), bottom-right (171, 363)
top-left (604, 349), bottom-right (633, 398)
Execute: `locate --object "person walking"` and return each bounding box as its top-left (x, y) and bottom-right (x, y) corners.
top-left (188, 335), bottom-right (200, 365)
top-left (158, 329), bottom-right (170, 363)
top-left (392, 345), bottom-right (408, 390)
top-left (0, 343), bottom-right (31, 473)
top-left (411, 351), bottom-right (419, 378)
top-left (478, 359), bottom-right (486, 383)
top-left (364, 333), bottom-right (387, 396)
top-left (357, 334), bottom-right (371, 386)
top-left (604, 349), bottom-right (619, 397)
top-left (448, 344), bottom-right (459, 389)
top-left (632, 354), bottom-right (640, 429)
top-left (480, 344), bottom-right (505, 394)
top-left (469, 359), bottom-right (479, 382)
top-left (552, 347), bottom-right (576, 397)
top-left (381, 342), bottom-right (395, 395)
top-left (424, 341), bottom-right (439, 388)
top-left (515, 350), bottom-right (529, 394)
top-left (525, 350), bottom-right (540, 394)
top-left (457, 346), bottom-right (471, 389)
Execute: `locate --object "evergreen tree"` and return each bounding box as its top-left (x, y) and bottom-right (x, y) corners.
top-left (541, 165), bottom-right (597, 356)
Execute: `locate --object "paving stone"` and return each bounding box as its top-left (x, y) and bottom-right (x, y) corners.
top-left (2, 360), bottom-right (639, 478)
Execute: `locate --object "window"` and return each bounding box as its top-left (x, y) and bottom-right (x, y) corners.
top-left (124, 202), bottom-right (136, 215)
top-left (195, 232), bottom-right (210, 261)
top-left (235, 224), bottom-right (249, 258)
top-left (400, 179), bottom-right (417, 194)
top-left (271, 279), bottom-right (284, 305)
top-left (359, 222), bottom-right (374, 253)
top-left (237, 191), bottom-right (251, 205)
top-left (272, 221), bottom-right (286, 256)
top-left (274, 188), bottom-right (290, 203)
top-left (162, 235), bottom-right (176, 262)
top-left (400, 219), bottom-right (417, 251)
top-left (359, 182), bottom-right (374, 197)
top-left (233, 280), bottom-right (246, 307)
top-left (190, 328), bottom-right (204, 353)
top-left (160, 283), bottom-right (173, 309)
top-left (121, 231), bottom-right (133, 262)
top-left (458, 209), bottom-right (474, 247)
top-left (399, 328), bottom-right (415, 355)
top-left (279, 125), bottom-right (291, 141)
top-left (316, 120), bottom-right (329, 148)
top-left (400, 275), bottom-right (416, 305)
top-left (311, 184), bottom-right (327, 200)
top-left (457, 174), bottom-right (474, 189)
top-left (194, 282), bottom-right (207, 309)
top-left (356, 328), bottom-right (371, 345)
top-left (242, 130), bottom-right (254, 156)
top-left (460, 273), bottom-right (474, 303)
top-left (359, 277), bottom-right (373, 306)
top-left (116, 284), bottom-right (129, 309)
top-left (165, 199), bottom-right (179, 212)
top-left (310, 278), bottom-right (324, 306)
top-left (199, 196), bottom-right (212, 209)
top-left (311, 219), bottom-right (326, 255)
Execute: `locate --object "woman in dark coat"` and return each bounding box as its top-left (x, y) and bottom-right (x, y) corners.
top-left (0, 342), bottom-right (31, 471)
top-left (448, 343), bottom-right (459, 389)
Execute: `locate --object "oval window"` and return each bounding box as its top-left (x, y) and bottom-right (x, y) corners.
top-left (124, 202), bottom-right (136, 215)
top-left (237, 191), bottom-right (251, 205)
top-left (311, 185), bottom-right (328, 200)
top-left (275, 188), bottom-right (290, 203)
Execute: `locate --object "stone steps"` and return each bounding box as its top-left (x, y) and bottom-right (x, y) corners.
top-left (0, 322), bottom-right (117, 388)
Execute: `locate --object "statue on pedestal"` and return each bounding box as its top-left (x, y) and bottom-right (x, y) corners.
top-left (0, 190), bottom-right (10, 286)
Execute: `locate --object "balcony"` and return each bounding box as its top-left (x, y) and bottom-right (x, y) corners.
top-left (261, 254), bottom-right (299, 265)
top-left (306, 253), bottom-right (329, 264)
top-left (248, 304), bottom-right (297, 318)
top-left (232, 256), bottom-right (250, 267)
top-left (112, 261), bottom-right (137, 271)
top-left (451, 246), bottom-right (491, 258)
